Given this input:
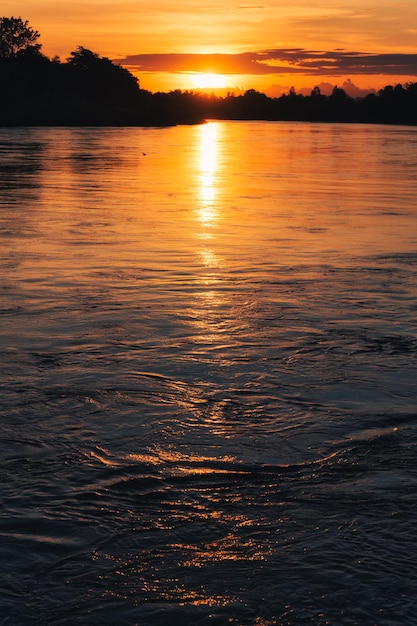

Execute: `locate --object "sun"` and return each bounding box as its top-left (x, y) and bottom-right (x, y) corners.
top-left (191, 73), bottom-right (228, 90)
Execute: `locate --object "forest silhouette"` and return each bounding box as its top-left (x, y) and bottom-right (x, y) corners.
top-left (1, 17), bottom-right (417, 126)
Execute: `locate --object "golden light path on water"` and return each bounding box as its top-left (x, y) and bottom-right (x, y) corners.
top-left (198, 122), bottom-right (219, 233)
top-left (194, 122), bottom-right (231, 353)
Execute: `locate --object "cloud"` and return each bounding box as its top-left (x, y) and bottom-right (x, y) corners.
top-left (116, 48), bottom-right (417, 77)
top-left (115, 52), bottom-right (284, 75)
top-left (262, 49), bottom-right (417, 76)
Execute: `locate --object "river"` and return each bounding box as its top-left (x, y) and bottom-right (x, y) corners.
top-left (1, 121), bottom-right (417, 625)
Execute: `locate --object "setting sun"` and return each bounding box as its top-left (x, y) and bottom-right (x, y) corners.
top-left (191, 73), bottom-right (228, 90)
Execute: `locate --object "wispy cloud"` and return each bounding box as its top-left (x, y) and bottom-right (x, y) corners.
top-left (116, 49), bottom-right (417, 77)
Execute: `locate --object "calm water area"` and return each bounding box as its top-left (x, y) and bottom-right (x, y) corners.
top-left (1, 121), bottom-right (417, 625)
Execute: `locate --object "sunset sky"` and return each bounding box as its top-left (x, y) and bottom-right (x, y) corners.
top-left (4, 1), bottom-right (417, 95)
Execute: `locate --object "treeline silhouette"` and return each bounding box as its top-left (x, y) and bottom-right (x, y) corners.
top-left (0, 44), bottom-right (202, 126)
top-left (1, 18), bottom-right (417, 126)
top-left (154, 83), bottom-right (417, 126)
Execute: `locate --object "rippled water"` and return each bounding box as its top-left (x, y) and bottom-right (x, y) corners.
top-left (1, 122), bottom-right (417, 625)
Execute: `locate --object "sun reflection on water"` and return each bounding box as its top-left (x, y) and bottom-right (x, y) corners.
top-left (198, 122), bottom-right (219, 232)
top-left (196, 122), bottom-right (224, 290)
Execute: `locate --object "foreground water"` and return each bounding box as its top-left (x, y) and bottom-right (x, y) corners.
top-left (1, 121), bottom-right (417, 625)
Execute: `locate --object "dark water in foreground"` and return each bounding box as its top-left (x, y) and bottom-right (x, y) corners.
top-left (1, 122), bottom-right (417, 625)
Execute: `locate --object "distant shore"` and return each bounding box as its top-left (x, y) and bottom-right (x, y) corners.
top-left (1, 48), bottom-right (417, 127)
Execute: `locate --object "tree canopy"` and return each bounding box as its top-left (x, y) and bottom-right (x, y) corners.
top-left (0, 16), bottom-right (41, 58)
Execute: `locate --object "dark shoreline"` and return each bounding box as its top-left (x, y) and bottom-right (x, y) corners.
top-left (1, 118), bottom-right (417, 128)
top-left (2, 49), bottom-right (417, 128)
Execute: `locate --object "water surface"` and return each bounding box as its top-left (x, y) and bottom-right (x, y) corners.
top-left (1, 122), bottom-right (417, 625)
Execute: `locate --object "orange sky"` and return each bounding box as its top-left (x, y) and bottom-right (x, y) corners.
top-left (4, 1), bottom-right (417, 95)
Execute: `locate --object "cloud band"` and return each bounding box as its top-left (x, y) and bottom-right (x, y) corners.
top-left (115, 49), bottom-right (417, 77)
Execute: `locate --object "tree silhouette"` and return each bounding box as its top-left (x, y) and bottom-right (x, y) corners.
top-left (1, 15), bottom-right (417, 126)
top-left (67, 46), bottom-right (101, 69)
top-left (0, 16), bottom-right (41, 58)
top-left (66, 46), bottom-right (141, 106)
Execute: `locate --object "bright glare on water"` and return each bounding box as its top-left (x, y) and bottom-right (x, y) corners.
top-left (1, 122), bottom-right (417, 625)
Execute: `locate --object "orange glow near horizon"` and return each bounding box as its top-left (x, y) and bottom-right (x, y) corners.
top-left (191, 73), bottom-right (229, 90)
top-left (1, 0), bottom-right (416, 94)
